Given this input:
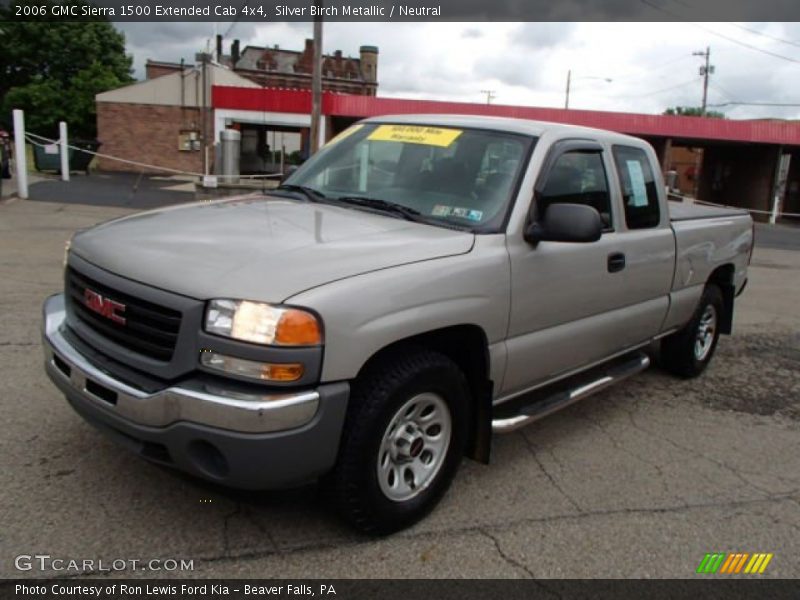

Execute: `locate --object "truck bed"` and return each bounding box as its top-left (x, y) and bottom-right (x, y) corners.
top-left (666, 201), bottom-right (752, 331)
top-left (669, 200), bottom-right (749, 222)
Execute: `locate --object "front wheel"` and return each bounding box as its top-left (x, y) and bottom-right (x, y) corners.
top-left (329, 348), bottom-right (470, 534)
top-left (660, 284), bottom-right (724, 378)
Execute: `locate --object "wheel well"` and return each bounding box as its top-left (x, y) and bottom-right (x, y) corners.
top-left (708, 264), bottom-right (735, 334)
top-left (358, 325), bottom-right (493, 464)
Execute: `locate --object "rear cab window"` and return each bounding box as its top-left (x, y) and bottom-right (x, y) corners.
top-left (612, 145), bottom-right (662, 229)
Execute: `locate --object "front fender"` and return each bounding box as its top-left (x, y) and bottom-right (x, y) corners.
top-left (284, 235), bottom-right (511, 384)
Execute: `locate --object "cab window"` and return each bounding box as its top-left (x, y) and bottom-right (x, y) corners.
top-left (613, 145), bottom-right (661, 229)
top-left (538, 150), bottom-right (612, 229)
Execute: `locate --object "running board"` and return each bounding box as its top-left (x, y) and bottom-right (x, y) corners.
top-left (491, 352), bottom-right (650, 434)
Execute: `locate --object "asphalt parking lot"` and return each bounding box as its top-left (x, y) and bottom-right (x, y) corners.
top-left (1, 196), bottom-right (798, 579)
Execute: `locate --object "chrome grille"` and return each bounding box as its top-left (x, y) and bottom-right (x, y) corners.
top-left (66, 267), bottom-right (181, 361)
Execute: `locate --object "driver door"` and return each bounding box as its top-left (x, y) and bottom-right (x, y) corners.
top-left (501, 140), bottom-right (654, 396)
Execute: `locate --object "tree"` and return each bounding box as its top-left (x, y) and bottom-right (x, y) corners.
top-left (0, 0), bottom-right (133, 138)
top-left (664, 106), bottom-right (725, 119)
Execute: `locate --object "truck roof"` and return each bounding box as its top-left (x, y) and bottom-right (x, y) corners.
top-left (363, 113), bottom-right (645, 145)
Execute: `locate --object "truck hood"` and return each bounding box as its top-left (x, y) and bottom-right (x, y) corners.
top-left (71, 195), bottom-right (475, 301)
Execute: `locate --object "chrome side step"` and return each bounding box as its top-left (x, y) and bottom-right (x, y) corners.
top-left (492, 352), bottom-right (650, 434)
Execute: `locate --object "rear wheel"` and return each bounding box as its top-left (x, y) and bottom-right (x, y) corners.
top-left (330, 348), bottom-right (470, 534)
top-left (660, 284), bottom-right (724, 378)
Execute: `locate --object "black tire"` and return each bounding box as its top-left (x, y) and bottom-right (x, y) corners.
top-left (329, 347), bottom-right (470, 535)
top-left (660, 284), bottom-right (724, 378)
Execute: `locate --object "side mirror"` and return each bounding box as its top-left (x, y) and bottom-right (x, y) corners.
top-left (524, 203), bottom-right (603, 245)
top-left (280, 165), bottom-right (300, 184)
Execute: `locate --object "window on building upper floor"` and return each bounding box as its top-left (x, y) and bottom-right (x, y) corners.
top-left (613, 145), bottom-right (661, 229)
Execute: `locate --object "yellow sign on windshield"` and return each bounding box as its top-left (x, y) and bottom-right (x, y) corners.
top-left (324, 124), bottom-right (363, 147)
top-left (368, 125), bottom-right (463, 147)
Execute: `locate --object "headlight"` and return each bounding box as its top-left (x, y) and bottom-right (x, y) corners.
top-left (205, 299), bottom-right (322, 346)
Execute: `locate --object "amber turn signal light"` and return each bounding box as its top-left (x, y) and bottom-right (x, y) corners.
top-left (275, 309), bottom-right (322, 346)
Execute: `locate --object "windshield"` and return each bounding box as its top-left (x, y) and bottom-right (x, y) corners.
top-left (283, 123), bottom-right (536, 232)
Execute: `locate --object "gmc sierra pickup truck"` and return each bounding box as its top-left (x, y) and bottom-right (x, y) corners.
top-left (43, 115), bottom-right (753, 533)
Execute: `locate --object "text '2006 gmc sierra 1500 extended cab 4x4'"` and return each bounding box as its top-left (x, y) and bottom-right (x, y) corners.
top-left (43, 115), bottom-right (753, 533)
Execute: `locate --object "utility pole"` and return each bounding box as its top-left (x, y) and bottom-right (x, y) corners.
top-left (564, 69), bottom-right (571, 109)
top-left (564, 70), bottom-right (611, 110)
top-left (480, 90), bottom-right (496, 105)
top-left (693, 46), bottom-right (714, 116)
top-left (196, 51), bottom-right (211, 175)
top-left (310, 4), bottom-right (323, 155)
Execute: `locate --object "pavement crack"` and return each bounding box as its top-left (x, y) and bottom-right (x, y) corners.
top-left (620, 405), bottom-right (785, 498)
top-left (241, 505), bottom-right (282, 555)
top-left (519, 430), bottom-right (583, 513)
top-left (575, 412), bottom-right (676, 502)
top-left (153, 492), bottom-right (799, 575)
top-left (222, 502), bottom-right (243, 558)
top-left (479, 528), bottom-right (536, 579)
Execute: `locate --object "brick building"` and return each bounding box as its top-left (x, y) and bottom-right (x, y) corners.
top-left (97, 38), bottom-right (379, 176)
top-left (95, 64), bottom-right (258, 174)
top-left (145, 38), bottom-right (378, 96)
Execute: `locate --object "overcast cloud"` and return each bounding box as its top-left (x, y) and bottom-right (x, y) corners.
top-left (116, 22), bottom-right (800, 120)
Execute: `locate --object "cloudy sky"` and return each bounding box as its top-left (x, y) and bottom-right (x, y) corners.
top-left (116, 22), bottom-right (800, 119)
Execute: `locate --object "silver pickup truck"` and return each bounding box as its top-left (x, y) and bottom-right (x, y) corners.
top-left (43, 115), bottom-right (753, 533)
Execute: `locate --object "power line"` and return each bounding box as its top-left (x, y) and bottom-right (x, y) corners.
top-left (639, 0), bottom-right (800, 64)
top-left (626, 77), bottom-right (701, 98)
top-left (724, 22), bottom-right (800, 50)
top-left (610, 54), bottom-right (695, 83)
top-left (663, 0), bottom-right (800, 49)
top-left (707, 101), bottom-right (800, 108)
top-left (708, 81), bottom-right (736, 101)
top-left (222, 0), bottom-right (248, 39)
top-left (692, 23), bottom-right (800, 65)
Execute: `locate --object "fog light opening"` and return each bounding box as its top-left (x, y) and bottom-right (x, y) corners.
top-left (187, 440), bottom-right (229, 479)
top-left (53, 354), bottom-right (71, 378)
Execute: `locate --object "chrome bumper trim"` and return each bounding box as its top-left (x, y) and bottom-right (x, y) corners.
top-left (42, 294), bottom-right (319, 433)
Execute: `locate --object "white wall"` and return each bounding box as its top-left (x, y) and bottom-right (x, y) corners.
top-left (96, 64), bottom-right (258, 107)
top-left (213, 109), bottom-right (326, 148)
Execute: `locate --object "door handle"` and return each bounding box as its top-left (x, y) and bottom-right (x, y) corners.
top-left (607, 252), bottom-right (626, 273)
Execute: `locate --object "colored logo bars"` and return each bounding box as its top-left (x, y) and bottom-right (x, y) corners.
top-left (696, 553), bottom-right (773, 574)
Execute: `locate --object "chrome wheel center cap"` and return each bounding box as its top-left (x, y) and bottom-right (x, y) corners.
top-left (409, 438), bottom-right (424, 458)
top-left (392, 424), bottom-right (424, 462)
top-left (377, 392), bottom-right (452, 503)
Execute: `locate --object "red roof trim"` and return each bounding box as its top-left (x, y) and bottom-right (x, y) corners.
top-left (212, 86), bottom-right (800, 146)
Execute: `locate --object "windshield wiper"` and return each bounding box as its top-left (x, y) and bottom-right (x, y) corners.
top-left (275, 184), bottom-right (327, 202)
top-left (334, 196), bottom-right (423, 221)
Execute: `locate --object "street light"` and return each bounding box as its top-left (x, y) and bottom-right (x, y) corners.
top-left (564, 69), bottom-right (613, 109)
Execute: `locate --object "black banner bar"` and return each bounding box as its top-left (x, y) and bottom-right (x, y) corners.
top-left (3, 579), bottom-right (800, 600)
top-left (2, 0), bottom-right (800, 22)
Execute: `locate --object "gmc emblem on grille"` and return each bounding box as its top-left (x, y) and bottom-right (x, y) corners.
top-left (83, 288), bottom-right (126, 325)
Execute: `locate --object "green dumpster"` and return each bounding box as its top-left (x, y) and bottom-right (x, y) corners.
top-left (32, 139), bottom-right (100, 174)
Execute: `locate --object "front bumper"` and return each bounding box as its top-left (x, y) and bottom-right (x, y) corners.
top-left (42, 293), bottom-right (349, 489)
